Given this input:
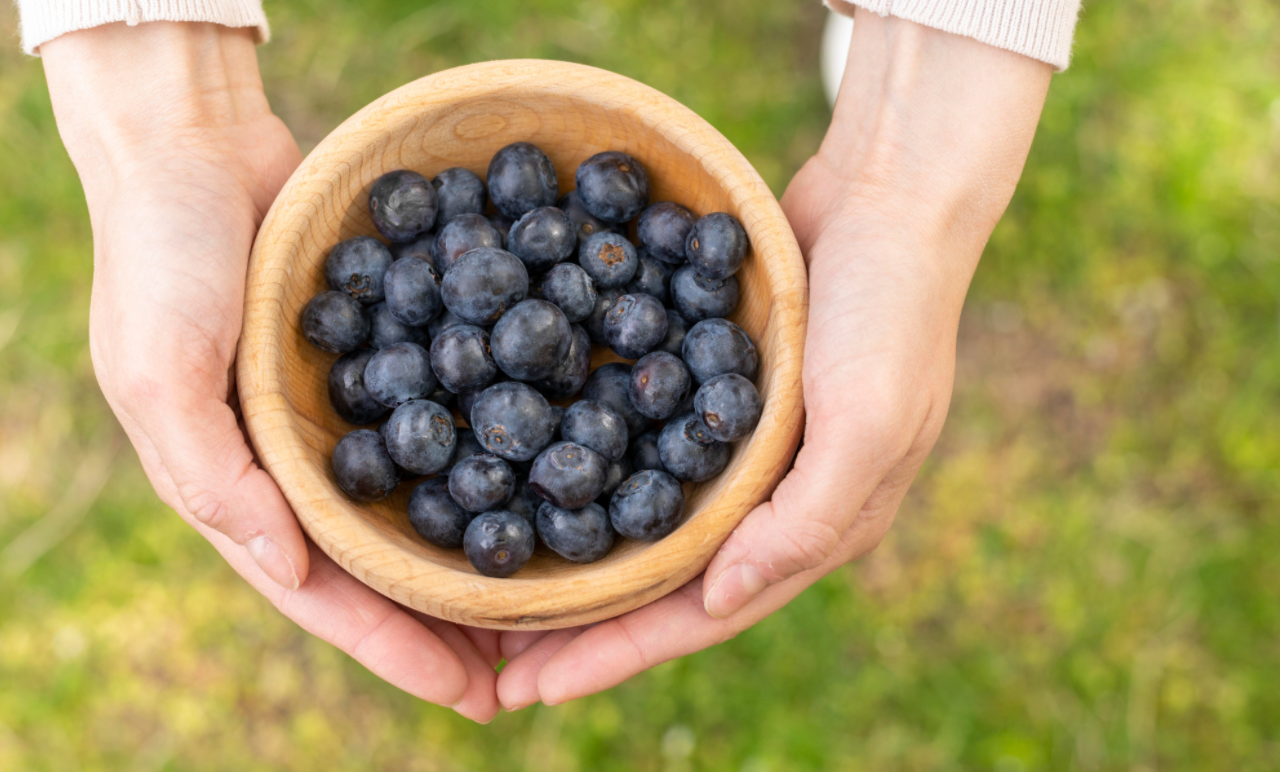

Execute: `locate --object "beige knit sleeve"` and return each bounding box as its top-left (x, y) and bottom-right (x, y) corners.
top-left (828, 0), bottom-right (1082, 70)
top-left (16, 0), bottom-right (270, 55)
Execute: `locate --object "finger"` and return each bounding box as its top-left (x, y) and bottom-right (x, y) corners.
top-left (416, 616), bottom-right (501, 723)
top-left (499, 630), bottom-right (553, 661)
top-left (198, 529), bottom-right (470, 708)
top-left (495, 628), bottom-right (585, 711)
top-left (458, 625), bottom-right (504, 668)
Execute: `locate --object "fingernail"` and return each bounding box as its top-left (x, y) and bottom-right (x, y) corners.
top-left (705, 564), bottom-right (769, 619)
top-left (247, 535), bottom-right (300, 591)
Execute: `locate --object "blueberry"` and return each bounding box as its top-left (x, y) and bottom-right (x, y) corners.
top-left (536, 501), bottom-right (614, 563)
top-left (488, 142), bottom-right (559, 218)
top-left (464, 510), bottom-right (536, 577)
top-left (625, 251), bottom-right (670, 304)
top-left (657, 413), bottom-right (730, 482)
top-left (488, 213), bottom-right (515, 247)
top-left (670, 265), bottom-right (740, 322)
top-left (457, 389), bottom-right (484, 425)
top-left (426, 384), bottom-right (455, 409)
top-left (561, 399), bottom-right (628, 462)
top-left (448, 453), bottom-right (517, 513)
top-left (530, 324), bottom-right (591, 399)
top-left (557, 191), bottom-right (618, 242)
top-left (604, 293), bottom-right (668, 359)
top-left (628, 430), bottom-right (664, 472)
top-left (490, 299), bottom-right (572, 381)
top-left (325, 236), bottom-right (394, 305)
top-left (608, 469), bottom-right (685, 540)
top-left (686, 212), bottom-right (749, 280)
top-left (529, 441), bottom-right (608, 509)
top-left (428, 309), bottom-right (468, 339)
top-left (469, 382), bottom-right (557, 462)
top-left (432, 167), bottom-right (487, 223)
top-left (656, 309), bottom-right (688, 356)
top-left (302, 291), bottom-right (370, 353)
top-left (440, 247), bottom-right (528, 326)
top-left (539, 262), bottom-right (598, 323)
top-left (365, 301), bottom-right (429, 350)
top-left (332, 429), bottom-right (400, 502)
top-left (682, 318), bottom-right (759, 384)
top-left (430, 213), bottom-right (503, 274)
top-left (443, 431), bottom-right (486, 475)
top-left (550, 406), bottom-right (565, 437)
top-left (637, 202), bottom-right (696, 263)
top-left (408, 477), bottom-right (472, 548)
top-left (584, 287), bottom-right (622, 346)
top-left (328, 349), bottom-right (389, 425)
top-left (380, 399), bottom-right (457, 475)
top-left (369, 170), bottom-right (437, 243)
top-left (629, 351), bottom-right (691, 420)
top-left (383, 256), bottom-right (444, 327)
top-left (508, 206), bottom-right (576, 274)
top-left (364, 341), bottom-right (436, 407)
top-left (392, 235), bottom-right (435, 264)
top-left (583, 363), bottom-right (649, 437)
top-left (578, 232), bottom-right (638, 290)
top-left (694, 373), bottom-right (762, 442)
top-left (429, 324), bottom-right (497, 394)
top-left (575, 151), bottom-right (650, 223)
top-left (597, 456), bottom-right (633, 504)
top-left (506, 476), bottom-right (544, 525)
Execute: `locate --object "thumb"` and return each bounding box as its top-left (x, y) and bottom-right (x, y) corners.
top-left (135, 377), bottom-right (310, 591)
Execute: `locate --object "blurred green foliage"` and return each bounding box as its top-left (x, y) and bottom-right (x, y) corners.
top-left (2, 0), bottom-right (1279, 769)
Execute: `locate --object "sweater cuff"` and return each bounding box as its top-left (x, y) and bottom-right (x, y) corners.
top-left (827, 0), bottom-right (1081, 71)
top-left (17, 0), bottom-right (271, 56)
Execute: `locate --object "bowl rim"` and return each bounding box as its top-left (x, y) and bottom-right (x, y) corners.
top-left (238, 59), bottom-right (807, 630)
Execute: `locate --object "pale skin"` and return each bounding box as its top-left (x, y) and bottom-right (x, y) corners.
top-left (41, 11), bottom-right (1050, 720)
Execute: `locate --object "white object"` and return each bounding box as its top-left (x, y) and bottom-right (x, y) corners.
top-left (17, 0), bottom-right (270, 55)
top-left (821, 10), bottom-right (854, 107)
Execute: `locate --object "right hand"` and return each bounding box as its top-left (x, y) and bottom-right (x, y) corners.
top-left (41, 21), bottom-right (501, 723)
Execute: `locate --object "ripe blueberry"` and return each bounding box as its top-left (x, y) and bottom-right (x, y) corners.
top-left (487, 142), bottom-right (558, 218)
top-left (681, 318), bottom-right (759, 384)
top-left (430, 213), bottom-right (502, 274)
top-left (694, 373), bottom-right (762, 442)
top-left (469, 382), bottom-right (557, 462)
top-left (657, 413), bottom-right (730, 482)
top-left (560, 399), bottom-right (629, 462)
top-left (529, 440), bottom-right (609, 509)
top-left (670, 264), bottom-right (740, 322)
top-left (557, 191), bottom-right (618, 242)
top-left (364, 341), bottom-right (437, 407)
top-left (629, 351), bottom-right (691, 420)
top-left (429, 324), bottom-right (497, 394)
top-left (302, 291), bottom-right (370, 353)
top-left (603, 293), bottom-right (668, 360)
top-left (380, 399), bottom-right (457, 475)
top-left (448, 453), bottom-right (517, 513)
top-left (608, 469), bottom-right (685, 541)
top-left (578, 232), bottom-right (639, 289)
top-left (369, 170), bottom-right (437, 243)
top-left (383, 256), bottom-right (444, 327)
top-left (431, 167), bottom-right (487, 223)
top-left (441, 247), bottom-right (529, 325)
top-left (463, 510), bottom-right (536, 578)
top-left (508, 206), bottom-right (577, 274)
top-left (332, 429), bottom-right (400, 502)
top-left (583, 362), bottom-right (649, 437)
top-left (408, 477), bottom-right (472, 548)
top-left (328, 349), bottom-right (389, 425)
top-left (490, 299), bottom-right (572, 381)
top-left (637, 202), bottom-right (696, 263)
top-left (325, 236), bottom-right (393, 305)
top-left (530, 324), bottom-right (592, 399)
top-left (365, 301), bottom-right (428, 350)
top-left (539, 262), bottom-right (598, 323)
top-left (536, 501), bottom-right (614, 563)
top-left (575, 151), bottom-right (650, 223)
top-left (686, 212), bottom-right (749, 280)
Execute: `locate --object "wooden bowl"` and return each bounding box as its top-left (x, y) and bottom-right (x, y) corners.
top-left (238, 60), bottom-right (807, 630)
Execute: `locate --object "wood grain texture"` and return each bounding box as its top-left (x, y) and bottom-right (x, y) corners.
top-left (238, 60), bottom-right (808, 630)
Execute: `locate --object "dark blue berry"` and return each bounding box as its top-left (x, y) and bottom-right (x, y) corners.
top-left (488, 142), bottom-right (558, 219)
top-left (509, 206), bottom-right (576, 274)
top-left (657, 413), bottom-right (730, 481)
top-left (536, 501), bottom-right (614, 563)
top-left (383, 256), bottom-right (444, 327)
top-left (448, 453), bottom-right (517, 513)
top-left (629, 351), bottom-right (691, 420)
top-left (443, 431), bottom-right (486, 475)
top-left (597, 456), bottom-right (633, 504)
top-left (561, 399), bottom-right (628, 462)
top-left (583, 363), bottom-right (649, 438)
top-left (464, 510), bottom-right (536, 577)
top-left (490, 299), bottom-right (572, 381)
top-left (637, 202), bottom-right (696, 263)
top-left (488, 213), bottom-right (514, 248)
top-left (539, 262), bottom-right (598, 323)
top-left (325, 236), bottom-right (394, 305)
top-left (427, 384), bottom-right (455, 409)
top-left (469, 382), bottom-right (557, 462)
top-left (506, 476), bottom-right (544, 525)
top-left (380, 399), bottom-right (456, 475)
top-left (441, 247), bottom-right (528, 325)
top-left (430, 213), bottom-right (503, 275)
top-left (694, 373), bottom-right (762, 442)
top-left (370, 170), bottom-right (437, 243)
top-left (575, 151), bottom-right (650, 223)
top-left (432, 167), bottom-right (487, 223)
top-left (302, 291), bottom-right (370, 353)
top-left (364, 341), bottom-right (436, 407)
top-left (427, 309), bottom-right (468, 339)
top-left (625, 251), bottom-right (670, 304)
top-left (608, 469), bottom-right (685, 541)
top-left (332, 429), bottom-right (400, 502)
top-left (392, 235), bottom-right (435, 264)
top-left (682, 318), bottom-right (759, 384)
top-left (604, 293), bottom-right (668, 359)
top-left (656, 309), bottom-right (688, 356)
top-left (578, 232), bottom-right (638, 289)
top-left (529, 441), bottom-right (608, 509)
top-left (686, 212), bottom-right (749, 280)
top-left (408, 477), bottom-right (472, 548)
top-left (557, 191), bottom-right (618, 242)
top-left (365, 301), bottom-right (429, 349)
top-left (670, 265), bottom-right (740, 322)
top-left (328, 349), bottom-right (389, 425)
top-left (530, 324), bottom-right (592, 399)
top-left (584, 287), bottom-right (622, 345)
top-left (628, 430), bottom-right (663, 472)
top-left (429, 324), bottom-right (496, 394)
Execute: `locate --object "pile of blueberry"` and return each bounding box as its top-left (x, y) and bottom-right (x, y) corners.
top-left (301, 142), bottom-right (762, 577)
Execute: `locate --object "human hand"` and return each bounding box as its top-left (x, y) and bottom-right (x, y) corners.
top-left (42, 22), bottom-right (499, 722)
top-left (495, 12), bottom-right (1053, 709)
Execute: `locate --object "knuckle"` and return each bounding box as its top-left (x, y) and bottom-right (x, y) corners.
top-left (178, 482), bottom-right (231, 532)
top-left (772, 518), bottom-right (843, 577)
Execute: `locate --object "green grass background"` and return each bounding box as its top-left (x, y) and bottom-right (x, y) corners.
top-left (2, 0), bottom-right (1279, 769)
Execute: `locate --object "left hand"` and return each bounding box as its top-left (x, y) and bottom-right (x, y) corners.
top-left (494, 12), bottom-right (1053, 710)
